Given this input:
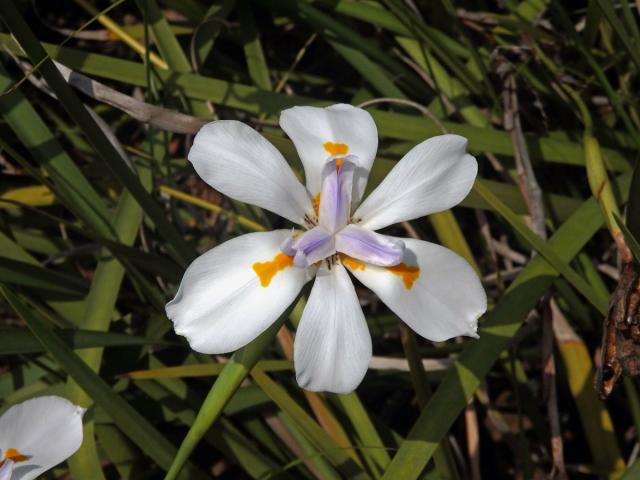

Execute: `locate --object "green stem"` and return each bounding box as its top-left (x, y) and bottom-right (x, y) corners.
top-left (164, 297), bottom-right (304, 480)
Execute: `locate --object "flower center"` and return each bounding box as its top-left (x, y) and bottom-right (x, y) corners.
top-left (249, 143), bottom-right (416, 288)
top-left (279, 154), bottom-right (407, 271)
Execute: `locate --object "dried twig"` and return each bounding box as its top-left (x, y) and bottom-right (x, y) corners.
top-left (483, 268), bottom-right (523, 287)
top-left (263, 413), bottom-right (325, 480)
top-left (476, 209), bottom-right (502, 286)
top-left (500, 57), bottom-right (568, 479)
top-left (598, 263), bottom-right (621, 281)
top-left (465, 399), bottom-right (481, 480)
top-left (369, 355), bottom-right (451, 372)
top-left (504, 74), bottom-right (546, 237)
top-left (484, 151), bottom-right (514, 184)
top-left (394, 50), bottom-right (457, 114)
top-left (357, 97), bottom-right (448, 134)
top-left (54, 61), bottom-right (206, 134)
top-left (542, 302), bottom-right (568, 480)
top-left (491, 238), bottom-right (528, 265)
top-left (274, 33), bottom-right (317, 94)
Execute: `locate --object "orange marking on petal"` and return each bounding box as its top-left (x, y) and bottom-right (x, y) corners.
top-left (340, 254), bottom-right (366, 271)
top-left (323, 142), bottom-right (349, 156)
top-left (324, 142), bottom-right (349, 171)
top-left (387, 263), bottom-right (420, 289)
top-left (253, 253), bottom-right (294, 287)
top-left (4, 448), bottom-right (28, 463)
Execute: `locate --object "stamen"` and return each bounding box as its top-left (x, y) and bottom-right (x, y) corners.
top-left (4, 448), bottom-right (28, 463)
top-left (303, 214), bottom-right (314, 228)
top-left (312, 192), bottom-right (321, 219)
top-left (386, 263), bottom-right (420, 289)
top-left (252, 253), bottom-right (294, 287)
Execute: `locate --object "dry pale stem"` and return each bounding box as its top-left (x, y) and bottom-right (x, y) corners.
top-left (502, 66), bottom-right (567, 478)
top-left (264, 413), bottom-right (325, 480)
top-left (464, 399), bottom-right (481, 480)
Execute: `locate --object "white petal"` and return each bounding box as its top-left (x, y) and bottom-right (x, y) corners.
top-left (354, 135), bottom-right (477, 231)
top-left (166, 230), bottom-right (311, 354)
top-left (294, 264), bottom-right (371, 394)
top-left (345, 238), bottom-right (486, 341)
top-left (189, 121), bottom-right (313, 225)
top-left (0, 396), bottom-right (84, 480)
top-left (280, 104), bottom-right (378, 203)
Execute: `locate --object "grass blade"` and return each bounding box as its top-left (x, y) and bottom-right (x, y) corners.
top-left (381, 173), bottom-right (632, 479)
top-left (65, 186), bottom-right (144, 478)
top-left (251, 367), bottom-right (370, 479)
top-left (0, 0), bottom-right (195, 266)
top-left (164, 297), bottom-right (305, 480)
top-left (0, 286), bottom-right (205, 478)
top-left (473, 180), bottom-right (608, 315)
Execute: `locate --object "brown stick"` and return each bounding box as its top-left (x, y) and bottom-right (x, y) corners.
top-left (502, 65), bottom-right (568, 478)
top-left (464, 399), bottom-right (481, 480)
top-left (263, 413), bottom-right (325, 480)
top-left (542, 303), bottom-right (568, 480)
top-left (53, 61), bottom-right (207, 134)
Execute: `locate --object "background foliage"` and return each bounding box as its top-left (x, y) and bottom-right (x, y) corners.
top-left (1, 0), bottom-right (640, 478)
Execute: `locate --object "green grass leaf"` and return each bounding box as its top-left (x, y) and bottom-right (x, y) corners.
top-left (0, 286), bottom-right (206, 479)
top-left (381, 172), bottom-right (632, 479)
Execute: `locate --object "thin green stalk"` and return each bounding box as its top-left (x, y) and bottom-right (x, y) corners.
top-left (333, 394), bottom-right (392, 473)
top-left (164, 297), bottom-right (305, 480)
top-left (66, 187), bottom-right (144, 478)
top-left (401, 326), bottom-right (460, 480)
top-left (250, 367), bottom-right (370, 479)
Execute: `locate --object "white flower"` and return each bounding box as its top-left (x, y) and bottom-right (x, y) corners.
top-left (167, 104), bottom-right (487, 394)
top-left (0, 396), bottom-right (85, 480)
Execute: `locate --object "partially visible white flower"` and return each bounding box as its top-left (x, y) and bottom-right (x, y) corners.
top-left (0, 396), bottom-right (85, 480)
top-left (167, 104), bottom-right (487, 394)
